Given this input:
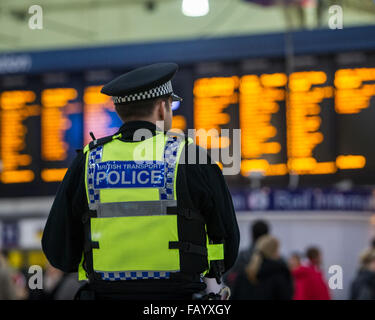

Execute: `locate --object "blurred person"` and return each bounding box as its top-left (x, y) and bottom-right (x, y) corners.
top-left (288, 252), bottom-right (302, 270)
top-left (0, 250), bottom-right (28, 300)
top-left (288, 251), bottom-right (316, 300)
top-left (297, 246), bottom-right (331, 300)
top-left (350, 249), bottom-right (375, 300)
top-left (44, 264), bottom-right (64, 295)
top-left (0, 251), bottom-right (17, 300)
top-left (42, 63), bottom-right (239, 300)
top-left (29, 263), bottom-right (85, 300)
top-left (231, 235), bottom-right (293, 300)
top-left (223, 219), bottom-right (270, 289)
top-left (54, 273), bottom-right (86, 300)
top-left (288, 252), bottom-right (305, 300)
top-left (12, 269), bottom-right (28, 300)
top-left (29, 263), bottom-right (62, 300)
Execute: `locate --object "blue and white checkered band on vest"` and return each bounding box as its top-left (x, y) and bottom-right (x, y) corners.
top-left (112, 80), bottom-right (173, 103)
top-left (99, 271), bottom-right (171, 281)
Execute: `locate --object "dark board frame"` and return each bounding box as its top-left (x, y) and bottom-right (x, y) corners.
top-left (1, 26), bottom-right (375, 75)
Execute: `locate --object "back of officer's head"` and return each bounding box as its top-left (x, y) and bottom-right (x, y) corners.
top-left (114, 94), bottom-right (173, 130)
top-left (250, 220), bottom-right (270, 243)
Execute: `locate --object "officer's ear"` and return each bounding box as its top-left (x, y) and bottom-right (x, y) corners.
top-left (155, 98), bottom-right (166, 121)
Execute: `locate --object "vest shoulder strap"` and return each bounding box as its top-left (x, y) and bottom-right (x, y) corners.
top-left (164, 131), bottom-right (193, 145)
top-left (83, 133), bottom-right (122, 154)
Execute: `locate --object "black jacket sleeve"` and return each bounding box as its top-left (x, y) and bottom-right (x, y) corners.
top-left (178, 144), bottom-right (240, 272)
top-left (41, 151), bottom-right (87, 272)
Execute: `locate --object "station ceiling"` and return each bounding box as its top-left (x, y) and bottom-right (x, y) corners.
top-left (1, 0), bottom-right (374, 53)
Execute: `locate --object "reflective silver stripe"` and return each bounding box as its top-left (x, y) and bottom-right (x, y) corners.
top-left (96, 200), bottom-right (177, 218)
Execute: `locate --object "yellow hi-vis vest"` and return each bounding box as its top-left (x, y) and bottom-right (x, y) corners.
top-left (78, 131), bottom-right (224, 281)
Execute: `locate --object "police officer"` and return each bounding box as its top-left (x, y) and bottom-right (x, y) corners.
top-left (42, 63), bottom-right (240, 300)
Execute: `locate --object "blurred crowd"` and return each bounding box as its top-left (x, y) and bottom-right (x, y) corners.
top-left (0, 250), bottom-right (83, 300)
top-left (224, 220), bottom-right (375, 300)
top-left (1, 221), bottom-right (375, 300)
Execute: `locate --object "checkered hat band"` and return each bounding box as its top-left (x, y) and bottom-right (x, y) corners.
top-left (112, 81), bottom-right (173, 103)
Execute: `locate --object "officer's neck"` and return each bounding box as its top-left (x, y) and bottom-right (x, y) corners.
top-left (118, 120), bottom-right (157, 132)
top-left (122, 118), bottom-right (167, 130)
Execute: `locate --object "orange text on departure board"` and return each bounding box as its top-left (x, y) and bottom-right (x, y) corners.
top-left (333, 67), bottom-right (375, 170)
top-left (193, 76), bottom-right (238, 149)
top-left (240, 73), bottom-right (288, 177)
top-left (287, 71), bottom-right (335, 175)
top-left (41, 88), bottom-right (77, 161)
top-left (0, 90), bottom-right (39, 183)
top-left (40, 88), bottom-right (79, 182)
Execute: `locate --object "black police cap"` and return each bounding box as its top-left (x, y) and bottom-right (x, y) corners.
top-left (101, 63), bottom-right (182, 104)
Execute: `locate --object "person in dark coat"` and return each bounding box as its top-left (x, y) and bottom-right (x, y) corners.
top-left (28, 264), bottom-right (84, 300)
top-left (223, 220), bottom-right (269, 290)
top-left (0, 251), bottom-right (17, 300)
top-left (350, 248), bottom-right (375, 300)
top-left (231, 235), bottom-right (293, 300)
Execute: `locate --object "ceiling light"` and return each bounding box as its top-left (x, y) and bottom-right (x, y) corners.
top-left (182, 0), bottom-right (209, 17)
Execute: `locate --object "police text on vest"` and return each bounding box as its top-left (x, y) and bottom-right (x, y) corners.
top-left (94, 161), bottom-right (165, 189)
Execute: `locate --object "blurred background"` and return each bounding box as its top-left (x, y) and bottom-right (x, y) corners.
top-left (1, 0), bottom-right (375, 300)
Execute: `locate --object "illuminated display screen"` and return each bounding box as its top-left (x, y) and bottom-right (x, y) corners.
top-left (287, 70), bottom-right (335, 175)
top-left (0, 90), bottom-right (39, 184)
top-left (239, 72), bottom-right (287, 176)
top-left (41, 87), bottom-right (80, 182)
top-left (194, 76), bottom-right (237, 149)
top-left (83, 85), bottom-right (122, 145)
top-left (1, 52), bottom-right (375, 197)
top-left (191, 54), bottom-right (375, 185)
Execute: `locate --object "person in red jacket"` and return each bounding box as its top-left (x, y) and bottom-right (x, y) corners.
top-left (289, 248), bottom-right (331, 300)
top-left (288, 253), bottom-right (308, 300)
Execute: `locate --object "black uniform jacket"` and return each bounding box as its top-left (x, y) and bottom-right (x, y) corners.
top-left (42, 121), bottom-right (240, 297)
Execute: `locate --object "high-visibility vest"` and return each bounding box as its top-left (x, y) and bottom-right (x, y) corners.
top-left (78, 131), bottom-right (224, 282)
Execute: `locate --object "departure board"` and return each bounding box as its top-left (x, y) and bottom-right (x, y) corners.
top-left (334, 52), bottom-right (375, 184)
top-left (0, 89), bottom-right (39, 184)
top-left (239, 59), bottom-right (288, 178)
top-left (191, 54), bottom-right (375, 186)
top-left (2, 51), bottom-right (375, 197)
top-left (286, 56), bottom-right (336, 177)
